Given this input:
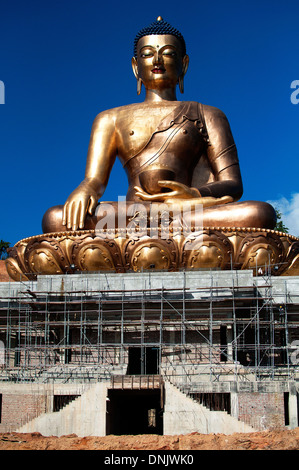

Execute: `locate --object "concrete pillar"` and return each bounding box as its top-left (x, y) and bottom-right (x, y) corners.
top-left (230, 382), bottom-right (238, 419)
top-left (230, 392), bottom-right (239, 420)
top-left (288, 382), bottom-right (298, 429)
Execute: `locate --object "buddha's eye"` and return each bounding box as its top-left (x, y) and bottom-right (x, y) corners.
top-left (163, 50), bottom-right (176, 57)
top-left (140, 49), bottom-right (154, 58)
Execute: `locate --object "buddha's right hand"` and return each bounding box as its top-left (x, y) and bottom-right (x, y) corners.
top-left (62, 180), bottom-right (99, 231)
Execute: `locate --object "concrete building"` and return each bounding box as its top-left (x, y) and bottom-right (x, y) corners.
top-left (0, 262), bottom-right (298, 436)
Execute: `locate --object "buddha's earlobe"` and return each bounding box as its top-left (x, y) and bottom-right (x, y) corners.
top-left (131, 57), bottom-right (138, 78)
top-left (179, 54), bottom-right (189, 93)
top-left (137, 78), bottom-right (142, 95)
top-left (179, 76), bottom-right (184, 94)
top-left (131, 56), bottom-right (142, 95)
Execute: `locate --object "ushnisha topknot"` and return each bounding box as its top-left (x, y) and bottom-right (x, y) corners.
top-left (133, 16), bottom-right (186, 58)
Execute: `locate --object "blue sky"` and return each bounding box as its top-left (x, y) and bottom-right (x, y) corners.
top-left (1, 0), bottom-right (299, 246)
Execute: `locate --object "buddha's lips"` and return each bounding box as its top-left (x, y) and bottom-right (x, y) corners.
top-left (152, 67), bottom-right (166, 74)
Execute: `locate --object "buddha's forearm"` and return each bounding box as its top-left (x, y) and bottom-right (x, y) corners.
top-left (84, 150), bottom-right (116, 199)
top-left (198, 179), bottom-right (243, 201)
top-left (80, 177), bottom-right (106, 199)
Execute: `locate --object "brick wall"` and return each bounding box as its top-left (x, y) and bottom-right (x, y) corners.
top-left (238, 392), bottom-right (285, 430)
top-left (0, 393), bottom-right (47, 431)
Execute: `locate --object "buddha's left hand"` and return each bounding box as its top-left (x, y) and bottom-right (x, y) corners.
top-left (134, 180), bottom-right (233, 206)
top-left (134, 180), bottom-right (200, 200)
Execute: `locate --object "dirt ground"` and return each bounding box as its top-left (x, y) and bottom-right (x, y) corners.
top-left (0, 428), bottom-right (298, 450)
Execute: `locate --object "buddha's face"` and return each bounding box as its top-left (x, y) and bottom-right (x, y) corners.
top-left (132, 35), bottom-right (189, 90)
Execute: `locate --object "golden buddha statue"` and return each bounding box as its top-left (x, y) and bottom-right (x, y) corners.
top-left (42, 17), bottom-right (276, 234)
top-left (6, 18), bottom-right (299, 279)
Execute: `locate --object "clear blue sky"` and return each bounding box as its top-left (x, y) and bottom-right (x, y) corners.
top-left (1, 0), bottom-right (299, 246)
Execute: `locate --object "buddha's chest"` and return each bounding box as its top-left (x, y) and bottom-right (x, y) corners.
top-left (115, 105), bottom-right (176, 156)
top-left (116, 106), bottom-right (204, 165)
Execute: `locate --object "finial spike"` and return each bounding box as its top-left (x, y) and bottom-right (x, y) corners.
top-left (157, 16), bottom-right (163, 22)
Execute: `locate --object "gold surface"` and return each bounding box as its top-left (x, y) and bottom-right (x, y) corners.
top-left (5, 228), bottom-right (299, 281)
top-left (42, 30), bottom-right (276, 234)
top-left (7, 20), bottom-right (290, 281)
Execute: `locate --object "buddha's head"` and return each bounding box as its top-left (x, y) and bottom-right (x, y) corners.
top-left (132, 17), bottom-right (189, 95)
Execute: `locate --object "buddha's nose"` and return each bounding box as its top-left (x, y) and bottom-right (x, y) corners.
top-left (152, 50), bottom-right (163, 65)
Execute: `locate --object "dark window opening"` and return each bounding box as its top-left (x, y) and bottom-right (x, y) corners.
top-left (279, 331), bottom-right (287, 365)
top-left (53, 394), bottom-right (79, 412)
top-left (234, 325), bottom-right (256, 366)
top-left (65, 330), bottom-right (73, 364)
top-left (106, 389), bottom-right (163, 435)
top-left (220, 326), bottom-right (227, 362)
top-left (14, 337), bottom-right (20, 367)
top-left (284, 392), bottom-right (289, 426)
top-left (191, 392), bottom-right (231, 414)
top-left (127, 347), bottom-right (159, 375)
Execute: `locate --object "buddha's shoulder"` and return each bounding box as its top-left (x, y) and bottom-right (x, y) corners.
top-left (90, 103), bottom-right (143, 129)
top-left (200, 103), bottom-right (229, 120)
top-left (93, 103), bottom-right (144, 120)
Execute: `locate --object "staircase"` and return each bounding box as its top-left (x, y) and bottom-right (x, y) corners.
top-left (15, 376), bottom-right (257, 437)
top-left (163, 381), bottom-right (257, 434)
top-left (16, 381), bottom-right (109, 437)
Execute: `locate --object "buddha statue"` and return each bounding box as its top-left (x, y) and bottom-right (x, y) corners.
top-left (8, 18), bottom-right (299, 280)
top-left (42, 17), bottom-right (276, 234)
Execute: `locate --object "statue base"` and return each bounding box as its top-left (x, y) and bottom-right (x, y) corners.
top-left (5, 227), bottom-right (299, 281)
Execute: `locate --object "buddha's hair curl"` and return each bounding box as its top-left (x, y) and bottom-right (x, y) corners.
top-left (133, 17), bottom-right (186, 58)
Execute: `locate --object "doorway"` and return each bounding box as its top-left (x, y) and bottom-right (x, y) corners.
top-left (106, 389), bottom-right (163, 435)
top-left (127, 347), bottom-right (159, 375)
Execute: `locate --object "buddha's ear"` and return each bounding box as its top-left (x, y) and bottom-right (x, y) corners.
top-left (132, 57), bottom-right (142, 95)
top-left (179, 55), bottom-right (189, 94)
top-left (131, 57), bottom-right (138, 79)
top-left (182, 55), bottom-right (189, 77)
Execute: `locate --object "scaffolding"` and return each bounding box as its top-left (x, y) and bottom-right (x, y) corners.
top-left (0, 269), bottom-right (299, 386)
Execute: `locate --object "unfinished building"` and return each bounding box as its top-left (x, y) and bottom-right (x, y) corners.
top-left (0, 266), bottom-right (298, 436)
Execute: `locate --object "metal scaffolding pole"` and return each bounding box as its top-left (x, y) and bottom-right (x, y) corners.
top-left (0, 270), bottom-right (298, 384)
top-left (209, 273), bottom-right (213, 381)
top-left (159, 286), bottom-right (163, 375)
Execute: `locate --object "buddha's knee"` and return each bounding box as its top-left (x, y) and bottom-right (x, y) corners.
top-left (42, 204), bottom-right (98, 233)
top-left (247, 201), bottom-right (277, 229)
top-left (42, 205), bottom-right (64, 233)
